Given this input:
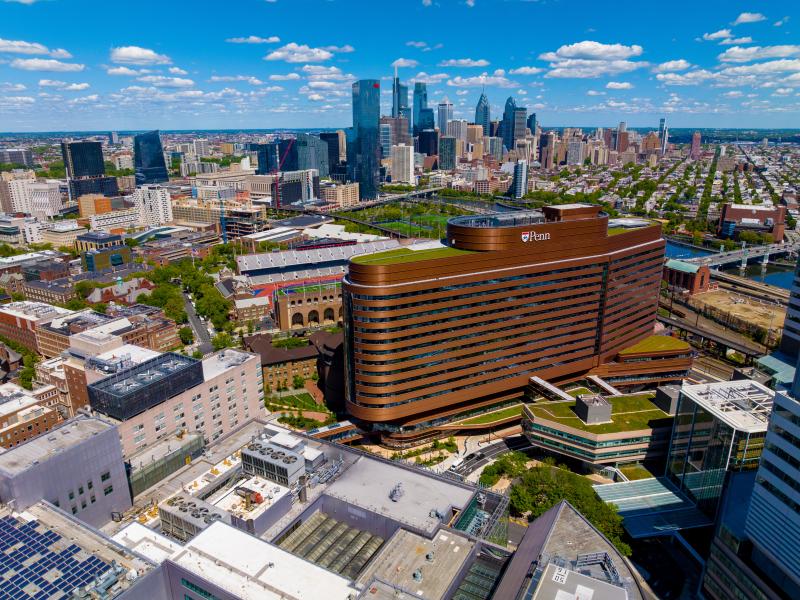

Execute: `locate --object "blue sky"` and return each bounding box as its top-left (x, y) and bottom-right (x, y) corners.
top-left (1, 0), bottom-right (798, 131)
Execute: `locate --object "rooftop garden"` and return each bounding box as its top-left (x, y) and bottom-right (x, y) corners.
top-left (527, 393), bottom-right (671, 434)
top-left (618, 334), bottom-right (690, 355)
top-left (460, 404), bottom-right (524, 425)
top-left (350, 245), bottom-right (474, 266)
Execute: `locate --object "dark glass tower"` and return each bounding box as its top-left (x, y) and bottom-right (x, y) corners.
top-left (319, 132), bottom-right (343, 167)
top-left (501, 97), bottom-right (517, 150)
top-left (392, 69), bottom-right (410, 133)
top-left (348, 80), bottom-right (381, 200)
top-left (474, 92), bottom-right (490, 137)
top-left (527, 113), bottom-right (537, 136)
top-left (61, 141), bottom-right (105, 178)
top-left (418, 108), bottom-right (435, 132)
top-left (249, 142), bottom-right (279, 175)
top-left (412, 82), bottom-right (428, 136)
top-left (134, 130), bottom-right (169, 185)
top-left (280, 134), bottom-right (329, 178)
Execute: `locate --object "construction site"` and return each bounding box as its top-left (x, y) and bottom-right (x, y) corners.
top-left (687, 290), bottom-right (785, 346)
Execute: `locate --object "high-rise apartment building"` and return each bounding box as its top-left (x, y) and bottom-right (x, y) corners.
top-left (193, 138), bottom-right (210, 158)
top-left (348, 80), bottom-right (381, 200)
top-left (343, 205), bottom-right (666, 444)
top-left (437, 98), bottom-right (453, 133)
top-left (251, 142), bottom-right (279, 175)
top-left (134, 130), bottom-right (169, 185)
top-left (445, 119), bottom-right (468, 142)
top-left (412, 82), bottom-right (428, 135)
top-left (390, 144), bottom-right (414, 185)
top-left (379, 122), bottom-right (393, 159)
top-left (438, 136), bottom-right (456, 170)
top-left (512, 160), bottom-right (528, 198)
top-left (0, 148), bottom-right (33, 167)
top-left (475, 92), bottom-right (490, 137)
top-left (691, 131), bottom-right (702, 160)
top-left (132, 185), bottom-right (173, 227)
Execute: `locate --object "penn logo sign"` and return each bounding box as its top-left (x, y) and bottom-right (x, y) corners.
top-left (521, 231), bottom-right (551, 242)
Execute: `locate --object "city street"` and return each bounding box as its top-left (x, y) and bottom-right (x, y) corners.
top-left (182, 291), bottom-right (213, 354)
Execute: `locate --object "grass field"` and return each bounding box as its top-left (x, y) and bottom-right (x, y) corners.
top-left (566, 387), bottom-right (592, 397)
top-left (619, 464), bottom-right (656, 481)
top-left (461, 404), bottom-right (523, 425)
top-left (527, 393), bottom-right (671, 434)
top-left (271, 392), bottom-right (320, 411)
top-left (377, 221), bottom-right (431, 237)
top-left (618, 334), bottom-right (690, 355)
top-left (351, 246), bottom-right (474, 265)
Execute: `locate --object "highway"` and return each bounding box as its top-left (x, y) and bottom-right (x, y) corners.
top-left (182, 291), bottom-right (214, 355)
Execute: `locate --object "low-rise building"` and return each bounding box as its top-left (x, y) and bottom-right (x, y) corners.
top-left (244, 334), bottom-right (318, 392)
top-left (41, 221), bottom-right (85, 247)
top-left (21, 278), bottom-right (76, 304)
top-left (0, 301), bottom-right (73, 352)
top-left (274, 280), bottom-right (342, 330)
top-left (0, 382), bottom-right (62, 449)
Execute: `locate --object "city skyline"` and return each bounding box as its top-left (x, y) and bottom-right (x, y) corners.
top-left (0, 0), bottom-right (798, 131)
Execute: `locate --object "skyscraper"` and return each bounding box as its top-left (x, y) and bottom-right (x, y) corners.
top-left (134, 130), bottom-right (169, 185)
top-left (439, 136), bottom-right (456, 170)
top-left (501, 97), bottom-right (522, 150)
top-left (392, 68), bottom-right (410, 133)
top-left (691, 131), bottom-right (702, 160)
top-left (658, 118), bottom-right (666, 143)
top-left (319, 131), bottom-right (346, 167)
top-left (418, 129), bottom-right (438, 157)
top-left (527, 113), bottom-right (537, 136)
top-left (412, 82), bottom-right (428, 136)
top-left (474, 92), bottom-right (490, 137)
top-left (417, 108), bottom-right (435, 132)
top-left (348, 80), bottom-right (381, 200)
top-left (445, 119), bottom-right (468, 142)
top-left (513, 107), bottom-right (527, 146)
top-left (250, 143), bottom-right (279, 175)
top-left (390, 144), bottom-right (414, 185)
top-left (615, 122), bottom-right (627, 151)
top-left (780, 255), bottom-right (800, 358)
top-left (437, 98), bottom-right (453, 133)
top-left (61, 141), bottom-right (104, 178)
top-left (512, 160), bottom-right (528, 198)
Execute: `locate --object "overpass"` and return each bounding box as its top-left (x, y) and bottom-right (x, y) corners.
top-left (683, 243), bottom-right (796, 269)
top-left (657, 315), bottom-right (764, 360)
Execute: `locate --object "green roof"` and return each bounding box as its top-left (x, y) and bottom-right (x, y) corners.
top-left (665, 259), bottom-right (700, 274)
top-left (350, 246), bottom-right (474, 265)
top-left (618, 334), bottom-right (690, 355)
top-left (527, 393), bottom-right (671, 434)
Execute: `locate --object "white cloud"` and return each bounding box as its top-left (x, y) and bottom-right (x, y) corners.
top-left (0, 96), bottom-right (35, 106)
top-left (539, 40), bottom-right (643, 61)
top-left (66, 94), bottom-right (99, 105)
top-left (265, 43), bottom-right (333, 63)
top-left (719, 37), bottom-right (753, 46)
top-left (321, 45), bottom-right (354, 53)
top-left (447, 71), bottom-right (515, 88)
top-left (38, 79), bottom-right (89, 90)
top-left (169, 67), bottom-right (188, 75)
top-left (137, 75), bottom-right (195, 88)
top-left (269, 73), bottom-right (301, 80)
top-left (406, 41), bottom-right (427, 48)
top-left (49, 48), bottom-right (72, 59)
top-left (655, 70), bottom-right (715, 85)
top-left (10, 58), bottom-right (84, 72)
top-left (653, 59), bottom-right (691, 72)
top-left (438, 58), bottom-right (490, 67)
top-left (545, 59), bottom-right (644, 78)
top-left (0, 37), bottom-right (48, 54)
top-left (723, 90), bottom-right (743, 97)
top-left (702, 29), bottom-right (732, 41)
top-left (106, 66), bottom-right (148, 76)
top-left (209, 75), bottom-right (264, 85)
top-left (225, 35), bottom-right (280, 44)
top-left (391, 58), bottom-right (418, 68)
top-left (110, 46), bottom-right (171, 65)
top-left (410, 72), bottom-right (449, 84)
top-left (0, 82), bottom-right (26, 92)
top-left (774, 16), bottom-right (789, 27)
top-left (606, 81), bottom-right (633, 89)
top-left (587, 90), bottom-right (606, 96)
top-left (719, 45), bottom-right (800, 63)
top-left (301, 65), bottom-right (353, 80)
top-left (719, 59), bottom-right (800, 75)
top-left (772, 87), bottom-right (793, 96)
top-left (307, 93), bottom-right (325, 101)
top-left (733, 12), bottom-right (766, 25)
top-left (509, 66), bottom-right (543, 75)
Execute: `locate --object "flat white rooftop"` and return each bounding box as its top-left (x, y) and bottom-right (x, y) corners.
top-left (111, 521), bottom-right (182, 564)
top-left (680, 380), bottom-right (774, 432)
top-left (207, 475), bottom-right (289, 520)
top-left (172, 521), bottom-right (356, 600)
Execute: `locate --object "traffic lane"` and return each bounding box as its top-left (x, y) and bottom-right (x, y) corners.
top-left (182, 292), bottom-right (213, 353)
top-left (451, 436), bottom-right (531, 476)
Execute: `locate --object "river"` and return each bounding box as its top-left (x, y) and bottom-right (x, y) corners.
top-left (665, 241), bottom-right (795, 290)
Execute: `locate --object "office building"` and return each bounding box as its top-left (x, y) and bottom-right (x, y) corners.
top-left (0, 382), bottom-right (61, 449)
top-left (251, 142), bottom-right (280, 175)
top-left (513, 107), bottom-right (527, 145)
top-left (320, 182), bottom-right (360, 209)
top-left (132, 184), bottom-right (173, 226)
top-left (87, 349), bottom-right (263, 455)
top-left (343, 205), bottom-right (666, 444)
top-left (658, 118), bottom-right (666, 146)
top-left (527, 112), bottom-right (537, 136)
top-left (61, 141), bottom-right (104, 179)
top-left (78, 192), bottom-right (112, 217)
top-left (437, 97), bottom-right (453, 133)
top-left (134, 130), bottom-right (169, 184)
top-left (391, 68), bottom-right (410, 129)
top-left (0, 301), bottom-right (73, 352)
top-left (348, 80), bottom-right (381, 200)
top-left (0, 148), bottom-right (33, 167)
top-left (281, 134), bottom-right (330, 179)
top-left (475, 92), bottom-right (490, 136)
top-left (380, 116), bottom-right (411, 148)
top-left (390, 144), bottom-right (414, 185)
top-left (418, 128), bottom-right (438, 157)
top-left (501, 96), bottom-right (517, 150)
top-left (319, 130), bottom-right (346, 167)
top-left (486, 136), bottom-right (503, 161)
top-left (691, 131), bottom-right (702, 160)
top-left (666, 380), bottom-right (772, 519)
top-left (512, 160), bottom-right (528, 198)
top-left (68, 175), bottom-right (119, 200)
top-left (0, 415), bottom-right (131, 527)
top-left (412, 81), bottom-right (428, 135)
top-left (417, 107), bottom-right (435, 132)
top-left (439, 136), bottom-right (457, 170)
top-left (379, 122), bottom-right (393, 159)
top-left (446, 119), bottom-right (468, 142)
top-left (780, 255), bottom-right (800, 358)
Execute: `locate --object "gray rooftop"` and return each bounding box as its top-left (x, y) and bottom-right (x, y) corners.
top-left (0, 415), bottom-right (114, 476)
top-left (680, 380), bottom-right (774, 432)
top-left (236, 240), bottom-right (401, 274)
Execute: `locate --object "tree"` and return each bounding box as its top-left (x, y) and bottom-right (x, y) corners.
top-left (292, 375), bottom-right (305, 389)
top-left (125, 238), bottom-right (140, 248)
top-left (179, 326), bottom-right (194, 345)
top-left (212, 332), bottom-right (233, 351)
top-left (74, 280), bottom-right (99, 299)
top-left (93, 302), bottom-right (108, 314)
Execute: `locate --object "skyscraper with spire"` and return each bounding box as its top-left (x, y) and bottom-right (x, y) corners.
top-left (348, 80), bottom-right (381, 200)
top-left (412, 82), bottom-right (428, 136)
top-left (474, 91), bottom-right (490, 137)
top-left (392, 67), bottom-right (410, 133)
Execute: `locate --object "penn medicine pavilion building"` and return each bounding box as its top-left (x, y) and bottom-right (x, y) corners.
top-left (344, 204), bottom-right (677, 445)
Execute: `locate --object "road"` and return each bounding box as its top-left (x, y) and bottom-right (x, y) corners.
top-left (449, 435), bottom-right (532, 477)
top-left (182, 291), bottom-right (213, 354)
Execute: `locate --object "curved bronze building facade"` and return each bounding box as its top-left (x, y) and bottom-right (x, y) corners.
top-left (343, 204), bottom-right (666, 444)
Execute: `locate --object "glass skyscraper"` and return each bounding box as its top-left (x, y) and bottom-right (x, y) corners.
top-left (249, 142), bottom-right (279, 175)
top-left (412, 82), bottom-right (428, 136)
top-left (418, 108), bottom-right (435, 132)
top-left (281, 134), bottom-right (329, 178)
top-left (474, 92), bottom-right (490, 137)
top-left (501, 97), bottom-right (517, 151)
top-left (134, 130), bottom-right (169, 185)
top-left (61, 141), bottom-right (105, 178)
top-left (348, 80), bottom-right (381, 200)
top-left (392, 71), bottom-right (410, 134)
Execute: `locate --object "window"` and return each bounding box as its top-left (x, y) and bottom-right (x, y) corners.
top-left (87, 480), bottom-right (93, 490)
top-left (103, 485), bottom-right (113, 496)
top-left (90, 495), bottom-right (96, 504)
top-left (71, 506), bottom-right (77, 515)
top-left (68, 491), bottom-right (74, 500)
top-left (78, 486), bottom-right (84, 495)
top-left (101, 472), bottom-right (111, 482)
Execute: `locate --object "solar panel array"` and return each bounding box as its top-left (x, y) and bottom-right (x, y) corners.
top-left (0, 515), bottom-right (112, 599)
